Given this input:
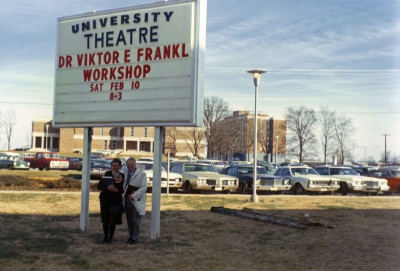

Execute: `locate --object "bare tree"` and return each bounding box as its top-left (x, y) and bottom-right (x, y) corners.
top-left (220, 118), bottom-right (244, 160)
top-left (203, 96), bottom-right (230, 158)
top-left (285, 106), bottom-right (317, 163)
top-left (333, 114), bottom-right (355, 164)
top-left (3, 109), bottom-right (17, 151)
top-left (184, 127), bottom-right (205, 157)
top-left (165, 127), bottom-right (178, 156)
top-left (318, 107), bottom-right (336, 164)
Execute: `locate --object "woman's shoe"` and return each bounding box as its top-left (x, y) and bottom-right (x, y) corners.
top-left (101, 235), bottom-right (108, 243)
top-left (107, 235), bottom-right (114, 243)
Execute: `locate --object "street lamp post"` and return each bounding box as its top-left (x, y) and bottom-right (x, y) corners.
top-left (45, 124), bottom-right (50, 151)
top-left (247, 69), bottom-right (266, 203)
top-left (275, 135), bottom-right (279, 163)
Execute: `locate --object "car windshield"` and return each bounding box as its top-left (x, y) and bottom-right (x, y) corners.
top-left (390, 170), bottom-right (400, 177)
top-left (331, 168), bottom-right (358, 175)
top-left (291, 167), bottom-right (318, 175)
top-left (213, 161), bottom-right (224, 166)
top-left (238, 167), bottom-right (269, 175)
top-left (184, 164), bottom-right (216, 172)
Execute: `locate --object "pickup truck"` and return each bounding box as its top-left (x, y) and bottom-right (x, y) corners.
top-left (24, 152), bottom-right (69, 171)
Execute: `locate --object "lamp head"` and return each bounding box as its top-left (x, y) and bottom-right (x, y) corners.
top-left (247, 69), bottom-right (266, 77)
top-left (247, 69), bottom-right (266, 87)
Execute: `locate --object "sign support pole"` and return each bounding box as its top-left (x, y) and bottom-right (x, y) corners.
top-left (80, 127), bottom-right (92, 231)
top-left (151, 126), bottom-right (164, 239)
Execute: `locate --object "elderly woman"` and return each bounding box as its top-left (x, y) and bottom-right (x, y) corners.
top-left (97, 158), bottom-right (124, 243)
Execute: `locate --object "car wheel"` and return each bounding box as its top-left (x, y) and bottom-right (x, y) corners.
top-left (238, 182), bottom-right (248, 194)
top-left (185, 181), bottom-right (194, 193)
top-left (294, 183), bottom-right (305, 195)
top-left (222, 190), bottom-right (230, 194)
top-left (7, 165), bottom-right (13, 170)
top-left (44, 165), bottom-right (50, 171)
top-left (339, 182), bottom-right (348, 196)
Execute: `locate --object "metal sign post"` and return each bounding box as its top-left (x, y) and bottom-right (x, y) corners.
top-left (151, 126), bottom-right (164, 239)
top-left (166, 151), bottom-right (170, 197)
top-left (80, 127), bottom-right (92, 231)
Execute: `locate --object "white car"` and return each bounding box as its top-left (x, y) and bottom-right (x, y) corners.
top-left (136, 161), bottom-right (182, 192)
top-left (271, 166), bottom-right (340, 194)
top-left (315, 165), bottom-right (390, 195)
top-left (170, 163), bottom-right (239, 193)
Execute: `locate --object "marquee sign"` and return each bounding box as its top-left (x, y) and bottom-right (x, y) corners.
top-left (53, 0), bottom-right (206, 127)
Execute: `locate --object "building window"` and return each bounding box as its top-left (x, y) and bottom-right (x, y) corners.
top-left (112, 140), bottom-right (116, 150)
top-left (104, 140), bottom-right (107, 149)
top-left (144, 127), bottom-right (148, 137)
top-left (117, 128), bottom-right (121, 137)
top-left (140, 142), bottom-right (145, 150)
top-left (130, 127), bottom-right (134, 136)
top-left (100, 127), bottom-right (104, 136)
top-left (73, 128), bottom-right (76, 135)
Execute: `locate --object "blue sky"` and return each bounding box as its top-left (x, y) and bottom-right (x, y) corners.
top-left (0, 0), bottom-right (399, 161)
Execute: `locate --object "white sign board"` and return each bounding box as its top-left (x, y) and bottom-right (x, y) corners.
top-left (54, 0), bottom-right (206, 127)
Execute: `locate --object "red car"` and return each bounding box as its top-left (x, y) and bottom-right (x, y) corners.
top-left (369, 167), bottom-right (400, 193)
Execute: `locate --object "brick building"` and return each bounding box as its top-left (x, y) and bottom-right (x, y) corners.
top-left (30, 118), bottom-right (206, 158)
top-left (220, 111), bottom-right (286, 163)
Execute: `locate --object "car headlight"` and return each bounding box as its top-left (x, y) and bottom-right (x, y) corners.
top-left (176, 178), bottom-right (181, 183)
top-left (283, 178), bottom-right (290, 185)
top-left (198, 178), bottom-right (206, 184)
top-left (256, 179), bottom-right (261, 185)
top-left (147, 177), bottom-right (153, 182)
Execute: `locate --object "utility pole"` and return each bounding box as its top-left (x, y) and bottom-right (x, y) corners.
top-left (382, 134), bottom-right (390, 166)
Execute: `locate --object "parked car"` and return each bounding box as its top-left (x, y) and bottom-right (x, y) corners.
top-left (0, 154), bottom-right (30, 170)
top-left (136, 161), bottom-right (183, 192)
top-left (90, 159), bottom-right (111, 179)
top-left (221, 165), bottom-right (291, 194)
top-left (351, 166), bottom-right (378, 176)
top-left (315, 165), bottom-right (374, 195)
top-left (170, 163), bottom-right (238, 193)
top-left (257, 161), bottom-right (274, 172)
top-left (271, 166), bottom-right (340, 195)
top-left (369, 167), bottom-right (400, 193)
top-left (23, 152), bottom-right (69, 171)
top-left (66, 157), bottom-right (83, 171)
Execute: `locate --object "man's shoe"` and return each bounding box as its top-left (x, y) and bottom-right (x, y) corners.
top-left (128, 239), bottom-right (137, 245)
top-left (107, 235), bottom-right (114, 244)
top-left (126, 237), bottom-right (133, 243)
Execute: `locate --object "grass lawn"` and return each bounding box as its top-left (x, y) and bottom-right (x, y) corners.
top-left (0, 190), bottom-right (399, 271)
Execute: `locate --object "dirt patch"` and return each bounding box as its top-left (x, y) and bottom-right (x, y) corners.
top-left (0, 174), bottom-right (97, 191)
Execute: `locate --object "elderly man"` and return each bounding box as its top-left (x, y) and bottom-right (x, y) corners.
top-left (123, 157), bottom-right (147, 244)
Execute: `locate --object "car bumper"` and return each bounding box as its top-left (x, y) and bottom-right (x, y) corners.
top-left (349, 184), bottom-right (364, 191)
top-left (147, 181), bottom-right (182, 189)
top-left (362, 184), bottom-right (390, 193)
top-left (195, 184), bottom-right (238, 191)
top-left (307, 185), bottom-right (340, 192)
top-left (50, 166), bottom-right (69, 170)
top-left (256, 185), bottom-right (292, 191)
